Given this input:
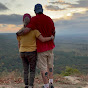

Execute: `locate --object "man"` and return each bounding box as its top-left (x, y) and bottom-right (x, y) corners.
top-left (16, 4), bottom-right (55, 88)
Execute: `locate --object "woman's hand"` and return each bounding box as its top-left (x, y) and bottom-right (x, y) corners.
top-left (51, 35), bottom-right (54, 40)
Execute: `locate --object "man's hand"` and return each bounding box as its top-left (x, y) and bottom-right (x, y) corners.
top-left (16, 27), bottom-right (31, 36)
top-left (16, 27), bottom-right (25, 36)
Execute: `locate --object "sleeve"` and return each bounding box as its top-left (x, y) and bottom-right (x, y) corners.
top-left (34, 30), bottom-right (41, 38)
top-left (17, 36), bottom-right (21, 41)
top-left (51, 19), bottom-right (55, 35)
top-left (26, 17), bottom-right (36, 30)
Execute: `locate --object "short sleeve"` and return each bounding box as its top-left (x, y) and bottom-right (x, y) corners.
top-left (17, 36), bottom-right (21, 41)
top-left (51, 19), bottom-right (55, 35)
top-left (34, 30), bottom-right (41, 38)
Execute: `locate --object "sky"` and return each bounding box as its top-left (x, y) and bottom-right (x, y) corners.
top-left (0, 0), bottom-right (88, 35)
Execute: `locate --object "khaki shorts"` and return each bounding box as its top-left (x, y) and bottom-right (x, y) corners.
top-left (37, 49), bottom-right (54, 71)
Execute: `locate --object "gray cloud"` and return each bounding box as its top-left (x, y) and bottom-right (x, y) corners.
top-left (0, 2), bottom-right (9, 11)
top-left (10, 0), bottom-right (16, 2)
top-left (49, 0), bottom-right (88, 9)
top-left (16, 4), bottom-right (22, 7)
top-left (0, 14), bottom-right (23, 25)
top-left (70, 0), bottom-right (88, 8)
top-left (55, 11), bottom-right (88, 34)
top-left (49, 1), bottom-right (70, 5)
top-left (44, 5), bottom-right (65, 11)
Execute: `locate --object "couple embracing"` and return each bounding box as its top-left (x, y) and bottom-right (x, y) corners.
top-left (16, 3), bottom-right (55, 88)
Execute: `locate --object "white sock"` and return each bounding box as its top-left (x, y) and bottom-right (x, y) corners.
top-left (49, 79), bottom-right (53, 84)
top-left (44, 83), bottom-right (49, 88)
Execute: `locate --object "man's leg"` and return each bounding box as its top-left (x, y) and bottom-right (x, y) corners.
top-left (20, 52), bottom-right (29, 88)
top-left (48, 68), bottom-right (54, 88)
top-left (37, 52), bottom-right (49, 88)
top-left (47, 50), bottom-right (54, 88)
top-left (41, 70), bottom-right (49, 88)
top-left (48, 68), bottom-right (53, 84)
top-left (41, 70), bottom-right (49, 84)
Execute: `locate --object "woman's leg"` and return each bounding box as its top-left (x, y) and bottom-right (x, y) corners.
top-left (20, 52), bottom-right (29, 87)
top-left (27, 51), bottom-right (37, 87)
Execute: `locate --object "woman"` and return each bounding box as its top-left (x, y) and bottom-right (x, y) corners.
top-left (17, 13), bottom-right (54, 88)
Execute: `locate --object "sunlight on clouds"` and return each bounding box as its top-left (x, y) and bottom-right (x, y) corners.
top-left (45, 0), bottom-right (88, 21)
top-left (70, 8), bottom-right (88, 14)
top-left (47, 0), bottom-right (79, 4)
top-left (50, 14), bottom-right (64, 19)
top-left (0, 24), bottom-right (22, 33)
top-left (63, 8), bottom-right (87, 20)
top-left (45, 9), bottom-right (73, 20)
top-left (64, 14), bottom-right (73, 20)
top-left (66, 13), bottom-right (72, 16)
top-left (48, 0), bottom-right (64, 3)
top-left (45, 7), bottom-right (88, 21)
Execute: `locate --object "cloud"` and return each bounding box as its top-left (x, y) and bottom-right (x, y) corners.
top-left (10, 0), bottom-right (16, 2)
top-left (49, 0), bottom-right (70, 5)
top-left (0, 2), bottom-right (9, 11)
top-left (16, 4), bottom-right (22, 7)
top-left (48, 0), bottom-right (88, 9)
top-left (44, 5), bottom-right (65, 11)
top-left (0, 14), bottom-right (23, 25)
top-left (70, 0), bottom-right (88, 8)
top-left (55, 11), bottom-right (88, 34)
top-left (0, 24), bottom-right (22, 33)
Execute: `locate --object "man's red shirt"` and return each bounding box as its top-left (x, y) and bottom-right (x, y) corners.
top-left (27, 14), bottom-right (55, 52)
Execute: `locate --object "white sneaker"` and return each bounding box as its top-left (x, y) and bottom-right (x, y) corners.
top-left (28, 86), bottom-right (33, 88)
top-left (49, 83), bottom-right (54, 88)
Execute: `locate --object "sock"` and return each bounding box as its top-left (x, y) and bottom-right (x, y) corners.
top-left (44, 83), bottom-right (49, 88)
top-left (49, 79), bottom-right (53, 84)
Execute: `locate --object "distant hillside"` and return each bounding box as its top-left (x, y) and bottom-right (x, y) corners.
top-left (0, 33), bottom-right (22, 72)
top-left (0, 33), bottom-right (88, 74)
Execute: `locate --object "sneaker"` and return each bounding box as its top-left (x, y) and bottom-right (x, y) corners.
top-left (49, 83), bottom-right (54, 88)
top-left (25, 86), bottom-right (28, 88)
top-left (42, 86), bottom-right (49, 88)
top-left (28, 86), bottom-right (33, 88)
top-left (42, 86), bottom-right (45, 88)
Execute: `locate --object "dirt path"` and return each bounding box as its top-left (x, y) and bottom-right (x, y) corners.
top-left (0, 83), bottom-right (87, 88)
top-left (82, 82), bottom-right (88, 88)
top-left (0, 76), bottom-right (88, 88)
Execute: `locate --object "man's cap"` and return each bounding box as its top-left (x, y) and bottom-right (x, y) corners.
top-left (34, 4), bottom-right (43, 13)
top-left (23, 13), bottom-right (31, 21)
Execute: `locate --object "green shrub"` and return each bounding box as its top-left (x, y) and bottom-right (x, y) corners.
top-left (61, 66), bottom-right (80, 76)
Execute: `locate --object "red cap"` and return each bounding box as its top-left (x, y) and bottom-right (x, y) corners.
top-left (23, 13), bottom-right (31, 21)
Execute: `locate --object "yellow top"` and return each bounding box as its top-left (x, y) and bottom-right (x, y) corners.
top-left (17, 30), bottom-right (41, 52)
